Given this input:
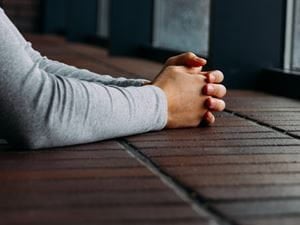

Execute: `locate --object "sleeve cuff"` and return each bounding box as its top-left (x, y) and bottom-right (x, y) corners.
top-left (144, 85), bottom-right (168, 130)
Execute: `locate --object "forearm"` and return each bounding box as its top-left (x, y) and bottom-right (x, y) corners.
top-left (37, 57), bottom-right (150, 87)
top-left (0, 59), bottom-right (167, 149)
top-left (0, 7), bottom-right (150, 87)
top-left (0, 9), bottom-right (167, 149)
top-left (0, 51), bottom-right (167, 149)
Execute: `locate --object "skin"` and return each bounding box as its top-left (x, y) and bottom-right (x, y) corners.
top-left (151, 52), bottom-right (226, 128)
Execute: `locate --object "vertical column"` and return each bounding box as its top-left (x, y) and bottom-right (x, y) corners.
top-left (209, 0), bottom-right (286, 88)
top-left (42, 0), bottom-right (67, 34)
top-left (97, 0), bottom-right (110, 38)
top-left (67, 0), bottom-right (98, 41)
top-left (42, 0), bottom-right (98, 41)
top-left (109, 0), bottom-right (153, 56)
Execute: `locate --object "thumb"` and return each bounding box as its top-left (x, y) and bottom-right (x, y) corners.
top-left (166, 52), bottom-right (207, 68)
top-left (186, 56), bottom-right (207, 68)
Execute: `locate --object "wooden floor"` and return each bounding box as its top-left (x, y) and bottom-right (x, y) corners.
top-left (1, 35), bottom-right (300, 225)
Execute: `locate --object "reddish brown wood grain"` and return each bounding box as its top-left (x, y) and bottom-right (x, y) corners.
top-left (1, 34), bottom-right (299, 225)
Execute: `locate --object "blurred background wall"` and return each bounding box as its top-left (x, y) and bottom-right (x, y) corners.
top-left (0, 0), bottom-right (41, 32)
top-left (0, 0), bottom-right (299, 94)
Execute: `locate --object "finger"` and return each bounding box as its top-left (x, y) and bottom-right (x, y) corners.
top-left (185, 67), bottom-right (204, 75)
top-left (203, 111), bottom-right (216, 125)
top-left (205, 98), bottom-right (226, 111)
top-left (200, 70), bottom-right (224, 83)
top-left (167, 52), bottom-right (207, 67)
top-left (175, 66), bottom-right (205, 76)
top-left (168, 66), bottom-right (206, 78)
top-left (203, 84), bottom-right (227, 98)
top-left (185, 52), bottom-right (207, 67)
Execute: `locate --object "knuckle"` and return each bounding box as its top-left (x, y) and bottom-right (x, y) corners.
top-left (186, 52), bottom-right (196, 58)
top-left (194, 75), bottom-right (205, 83)
top-left (218, 85), bottom-right (227, 96)
top-left (166, 65), bottom-right (176, 71)
top-left (166, 57), bottom-right (175, 64)
top-left (204, 112), bottom-right (213, 122)
top-left (210, 115), bottom-right (216, 123)
top-left (215, 88), bottom-right (222, 97)
top-left (220, 100), bottom-right (226, 110)
top-left (214, 70), bottom-right (224, 81)
top-left (206, 117), bottom-right (215, 125)
top-left (166, 65), bottom-right (182, 75)
top-left (212, 84), bottom-right (225, 97)
top-left (214, 99), bottom-right (225, 111)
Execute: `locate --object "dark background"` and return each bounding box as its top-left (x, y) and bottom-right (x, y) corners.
top-left (0, 0), bottom-right (41, 32)
top-left (0, 0), bottom-right (297, 97)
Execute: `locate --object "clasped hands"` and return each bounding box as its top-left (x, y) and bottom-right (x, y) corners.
top-left (150, 52), bottom-right (226, 128)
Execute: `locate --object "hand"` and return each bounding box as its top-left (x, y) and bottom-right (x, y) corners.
top-left (152, 65), bottom-right (225, 129)
top-left (163, 52), bottom-right (226, 125)
top-left (164, 52), bottom-right (207, 69)
top-left (201, 69), bottom-right (227, 125)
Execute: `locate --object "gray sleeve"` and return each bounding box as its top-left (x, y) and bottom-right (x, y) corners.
top-left (0, 7), bottom-right (150, 87)
top-left (36, 56), bottom-right (151, 87)
top-left (0, 10), bottom-right (167, 149)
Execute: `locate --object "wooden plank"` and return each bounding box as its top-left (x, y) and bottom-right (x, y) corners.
top-left (215, 200), bottom-right (300, 217)
top-left (18, 34), bottom-right (300, 225)
top-left (131, 139), bottom-right (300, 148)
top-left (0, 206), bottom-right (203, 224)
top-left (141, 146), bottom-right (300, 157)
top-left (198, 185), bottom-right (300, 200)
top-left (238, 216), bottom-right (300, 225)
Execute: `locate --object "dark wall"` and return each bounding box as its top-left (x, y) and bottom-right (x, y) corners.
top-left (109, 0), bottom-right (153, 56)
top-left (41, 0), bottom-right (287, 90)
top-left (1, 0), bottom-right (41, 32)
top-left (42, 0), bottom-right (97, 41)
top-left (108, 0), bottom-right (287, 88)
top-left (67, 0), bottom-right (98, 41)
top-left (209, 0), bottom-right (286, 88)
top-left (42, 0), bottom-right (67, 34)
top-left (42, 0), bottom-right (153, 56)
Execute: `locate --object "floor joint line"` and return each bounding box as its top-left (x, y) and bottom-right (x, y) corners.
top-left (118, 138), bottom-right (239, 225)
top-left (225, 109), bottom-right (300, 140)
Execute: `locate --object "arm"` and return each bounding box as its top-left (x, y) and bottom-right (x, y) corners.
top-left (0, 7), bottom-right (149, 87)
top-left (0, 16), bottom-right (167, 149)
top-left (36, 56), bottom-right (150, 87)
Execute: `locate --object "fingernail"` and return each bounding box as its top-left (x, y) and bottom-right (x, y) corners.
top-left (210, 75), bottom-right (216, 82)
top-left (195, 57), bottom-right (206, 64)
top-left (207, 85), bottom-right (214, 94)
top-left (206, 113), bottom-right (213, 120)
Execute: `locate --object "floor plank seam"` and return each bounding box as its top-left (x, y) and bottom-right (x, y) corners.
top-left (225, 109), bottom-right (300, 140)
top-left (118, 138), bottom-right (239, 225)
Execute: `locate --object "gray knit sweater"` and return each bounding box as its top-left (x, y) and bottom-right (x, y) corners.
top-left (0, 8), bottom-right (167, 149)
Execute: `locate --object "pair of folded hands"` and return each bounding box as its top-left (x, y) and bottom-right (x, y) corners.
top-left (148, 52), bottom-right (227, 128)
